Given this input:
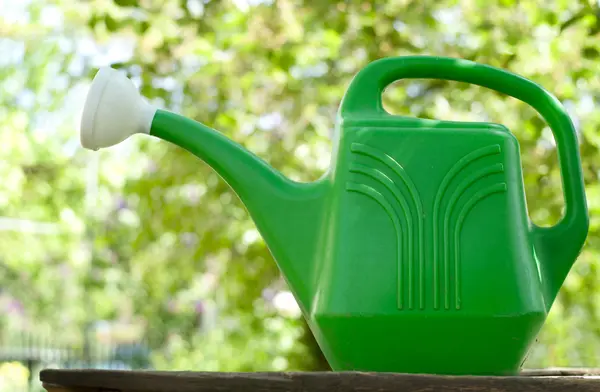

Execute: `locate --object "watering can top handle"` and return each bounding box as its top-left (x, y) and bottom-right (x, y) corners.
top-left (341, 55), bottom-right (588, 254)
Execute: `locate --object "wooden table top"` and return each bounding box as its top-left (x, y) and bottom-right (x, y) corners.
top-left (40, 368), bottom-right (600, 392)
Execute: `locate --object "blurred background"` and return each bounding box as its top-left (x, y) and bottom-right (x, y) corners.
top-left (1, 0), bottom-right (600, 390)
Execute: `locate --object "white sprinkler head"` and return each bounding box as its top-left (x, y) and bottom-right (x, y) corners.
top-left (80, 67), bottom-right (156, 150)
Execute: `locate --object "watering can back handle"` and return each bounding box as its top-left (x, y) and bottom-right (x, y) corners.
top-left (340, 56), bottom-right (588, 286)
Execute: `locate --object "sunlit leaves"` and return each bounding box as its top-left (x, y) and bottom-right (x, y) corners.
top-left (3, 0), bottom-right (600, 372)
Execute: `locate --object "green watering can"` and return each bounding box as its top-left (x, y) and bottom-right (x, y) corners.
top-left (79, 56), bottom-right (589, 375)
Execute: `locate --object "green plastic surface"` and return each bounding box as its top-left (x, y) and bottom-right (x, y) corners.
top-left (148, 56), bottom-right (589, 375)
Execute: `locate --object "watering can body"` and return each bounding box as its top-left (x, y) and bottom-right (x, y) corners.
top-left (80, 56), bottom-right (588, 375)
top-left (313, 120), bottom-right (543, 374)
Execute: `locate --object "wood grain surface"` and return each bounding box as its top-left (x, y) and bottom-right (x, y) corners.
top-left (40, 368), bottom-right (600, 392)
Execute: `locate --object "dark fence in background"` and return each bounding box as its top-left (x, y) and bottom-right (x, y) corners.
top-left (0, 329), bottom-right (152, 392)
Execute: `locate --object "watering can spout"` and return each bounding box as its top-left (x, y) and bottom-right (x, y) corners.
top-left (80, 67), bottom-right (327, 312)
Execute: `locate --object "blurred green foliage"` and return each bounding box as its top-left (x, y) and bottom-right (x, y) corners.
top-left (1, 0), bottom-right (600, 371)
